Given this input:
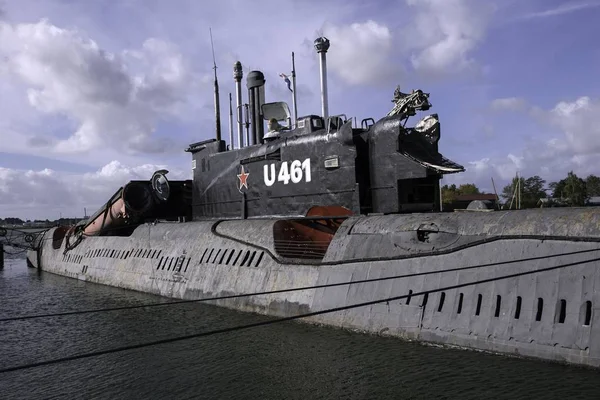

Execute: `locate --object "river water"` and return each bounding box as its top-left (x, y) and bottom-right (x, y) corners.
top-left (1, 256), bottom-right (600, 399)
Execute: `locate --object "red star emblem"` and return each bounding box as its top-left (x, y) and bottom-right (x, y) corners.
top-left (237, 165), bottom-right (249, 190)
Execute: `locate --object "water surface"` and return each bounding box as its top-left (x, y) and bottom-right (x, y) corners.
top-left (1, 258), bottom-right (599, 399)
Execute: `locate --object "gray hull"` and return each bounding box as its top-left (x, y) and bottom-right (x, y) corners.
top-left (29, 207), bottom-right (600, 368)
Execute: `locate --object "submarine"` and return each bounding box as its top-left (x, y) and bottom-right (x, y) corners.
top-left (25, 37), bottom-right (600, 369)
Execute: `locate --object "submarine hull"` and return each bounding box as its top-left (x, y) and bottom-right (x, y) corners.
top-left (29, 207), bottom-right (600, 368)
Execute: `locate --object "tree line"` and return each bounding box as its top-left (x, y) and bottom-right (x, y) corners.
top-left (0, 217), bottom-right (85, 227)
top-left (442, 171), bottom-right (600, 209)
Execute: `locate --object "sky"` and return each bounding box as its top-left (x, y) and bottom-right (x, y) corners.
top-left (1, 0), bottom-right (600, 219)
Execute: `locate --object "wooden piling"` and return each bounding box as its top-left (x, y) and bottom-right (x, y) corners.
top-left (0, 243), bottom-right (4, 270)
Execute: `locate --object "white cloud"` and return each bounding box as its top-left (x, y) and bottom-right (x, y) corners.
top-left (0, 0), bottom-right (517, 218)
top-left (449, 95), bottom-right (600, 193)
top-left (0, 161), bottom-right (189, 219)
top-left (0, 19), bottom-right (206, 156)
top-left (490, 97), bottom-right (527, 111)
top-left (0, 0), bottom-right (498, 166)
top-left (468, 157), bottom-right (491, 173)
top-left (518, 1), bottom-right (600, 20)
top-left (322, 20), bottom-right (400, 86)
top-left (404, 0), bottom-right (494, 75)
top-left (545, 96), bottom-right (600, 154)
top-left (506, 153), bottom-right (525, 171)
top-left (448, 153), bottom-right (523, 185)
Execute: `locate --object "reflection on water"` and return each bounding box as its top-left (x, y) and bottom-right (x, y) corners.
top-left (1, 258), bottom-right (600, 400)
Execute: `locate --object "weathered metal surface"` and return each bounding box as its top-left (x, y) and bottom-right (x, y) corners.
top-left (28, 207), bottom-right (600, 368)
top-left (188, 120), bottom-right (360, 219)
top-left (324, 207), bottom-right (600, 262)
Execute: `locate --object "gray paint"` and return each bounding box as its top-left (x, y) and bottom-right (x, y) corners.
top-left (28, 206), bottom-right (600, 368)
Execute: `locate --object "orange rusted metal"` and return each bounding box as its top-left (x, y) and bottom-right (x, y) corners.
top-left (274, 206), bottom-right (352, 259)
top-left (82, 181), bottom-right (154, 236)
top-left (83, 197), bottom-right (128, 236)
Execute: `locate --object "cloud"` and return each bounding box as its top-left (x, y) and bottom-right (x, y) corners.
top-left (0, 1), bottom-right (499, 165)
top-left (0, 19), bottom-right (207, 156)
top-left (403, 0), bottom-right (495, 75)
top-left (447, 153), bottom-right (524, 185)
top-left (449, 95), bottom-right (600, 192)
top-left (322, 20), bottom-right (400, 86)
top-left (0, 161), bottom-right (189, 219)
top-left (518, 1), bottom-right (600, 20)
top-left (277, 0), bottom-right (495, 86)
top-left (544, 96), bottom-right (600, 154)
top-left (0, 0), bottom-right (526, 218)
top-left (490, 97), bottom-right (527, 111)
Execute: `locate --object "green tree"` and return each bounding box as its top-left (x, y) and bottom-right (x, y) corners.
top-left (441, 184), bottom-right (458, 204)
top-left (564, 171), bottom-right (587, 206)
top-left (549, 171), bottom-right (587, 206)
top-left (522, 175), bottom-right (547, 207)
top-left (501, 175), bottom-right (547, 209)
top-left (501, 177), bottom-right (520, 205)
top-left (585, 175), bottom-right (600, 197)
top-left (440, 183), bottom-right (481, 205)
top-left (457, 183), bottom-right (480, 195)
top-left (548, 180), bottom-right (563, 198)
top-left (4, 217), bottom-right (24, 225)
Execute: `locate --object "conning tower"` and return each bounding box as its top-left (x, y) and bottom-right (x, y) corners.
top-left (185, 36), bottom-right (464, 220)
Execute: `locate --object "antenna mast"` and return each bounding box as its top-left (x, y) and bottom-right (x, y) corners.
top-left (491, 177), bottom-right (500, 210)
top-left (210, 28), bottom-right (222, 141)
top-left (291, 52), bottom-right (298, 128)
top-left (517, 174), bottom-right (520, 209)
top-left (228, 92), bottom-right (234, 149)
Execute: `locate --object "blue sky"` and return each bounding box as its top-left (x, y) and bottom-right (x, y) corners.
top-left (1, 0), bottom-right (599, 219)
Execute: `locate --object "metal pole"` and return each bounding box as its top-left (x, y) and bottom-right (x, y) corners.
top-left (314, 37), bottom-right (330, 121)
top-left (517, 172), bottom-right (521, 210)
top-left (491, 177), bottom-right (500, 210)
top-left (244, 104), bottom-right (250, 146)
top-left (228, 92), bottom-right (234, 149)
top-left (234, 61), bottom-right (244, 148)
top-left (319, 52), bottom-right (328, 120)
top-left (291, 52), bottom-right (298, 128)
top-left (439, 178), bottom-right (443, 212)
top-left (0, 243), bottom-right (4, 270)
top-left (210, 28), bottom-right (221, 141)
